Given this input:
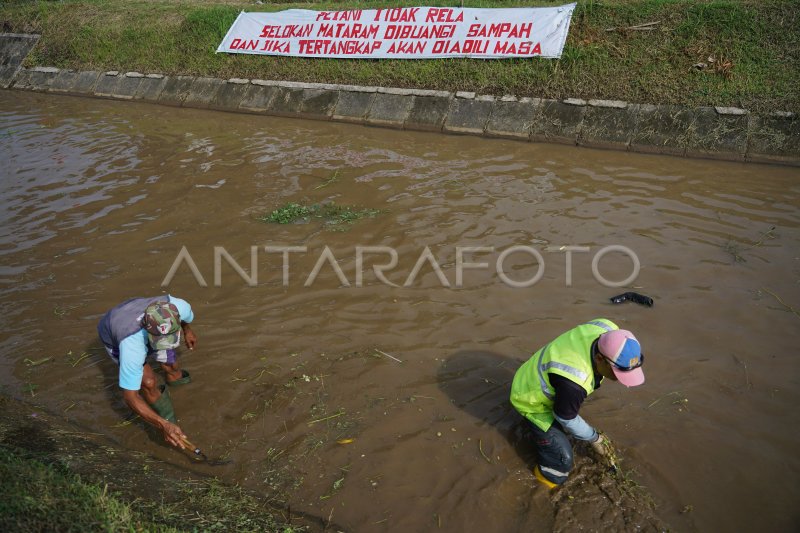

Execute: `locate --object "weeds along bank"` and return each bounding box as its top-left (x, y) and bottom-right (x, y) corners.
top-left (2, 0), bottom-right (798, 114)
top-left (0, 394), bottom-right (315, 532)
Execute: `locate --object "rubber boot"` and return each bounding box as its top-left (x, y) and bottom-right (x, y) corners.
top-left (533, 465), bottom-right (558, 489)
top-left (149, 384), bottom-right (176, 423)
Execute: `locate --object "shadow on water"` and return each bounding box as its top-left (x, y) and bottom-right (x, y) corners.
top-left (437, 350), bottom-right (541, 469)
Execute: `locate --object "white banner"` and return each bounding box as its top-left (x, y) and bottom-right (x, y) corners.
top-left (217, 4), bottom-right (576, 59)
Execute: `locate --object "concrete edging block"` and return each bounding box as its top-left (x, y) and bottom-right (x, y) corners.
top-left (10, 67), bottom-right (34, 89)
top-left (158, 76), bottom-right (196, 107)
top-left (47, 69), bottom-right (80, 93)
top-left (93, 72), bottom-right (121, 98)
top-left (238, 83), bottom-right (278, 113)
top-left (746, 112), bottom-right (800, 165)
top-left (134, 76), bottom-right (167, 102)
top-left (269, 86), bottom-right (338, 119)
top-left (444, 98), bottom-right (493, 135)
top-left (111, 75), bottom-right (143, 100)
top-left (0, 35), bottom-right (39, 87)
top-left (209, 81), bottom-right (251, 110)
top-left (531, 99), bottom-right (585, 145)
top-left (365, 93), bottom-right (413, 129)
top-left (183, 77), bottom-right (224, 109)
top-left (26, 67), bottom-right (59, 91)
top-left (405, 94), bottom-right (452, 132)
top-left (629, 104), bottom-right (692, 156)
top-left (49, 70), bottom-right (100, 95)
top-left (298, 88), bottom-right (339, 120)
top-left (685, 106), bottom-right (748, 161)
top-left (268, 86), bottom-right (305, 116)
top-left (0, 66), bottom-right (19, 88)
top-left (486, 99), bottom-right (540, 140)
top-left (579, 104), bottom-right (636, 150)
top-left (332, 90), bottom-right (375, 124)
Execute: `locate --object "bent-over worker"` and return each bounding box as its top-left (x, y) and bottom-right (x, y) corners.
top-left (98, 295), bottom-right (197, 449)
top-left (510, 318), bottom-right (645, 488)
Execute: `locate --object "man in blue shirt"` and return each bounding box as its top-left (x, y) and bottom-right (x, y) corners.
top-left (98, 295), bottom-right (197, 449)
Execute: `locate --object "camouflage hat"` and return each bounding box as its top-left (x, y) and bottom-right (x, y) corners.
top-left (142, 301), bottom-right (181, 351)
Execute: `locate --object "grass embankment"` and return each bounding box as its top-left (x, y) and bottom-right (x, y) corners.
top-left (2, 0), bottom-right (798, 112)
top-left (0, 395), bottom-right (307, 532)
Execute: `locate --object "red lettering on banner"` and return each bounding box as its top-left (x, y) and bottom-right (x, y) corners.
top-left (467, 23), bottom-right (532, 39)
top-left (299, 39), bottom-right (382, 55)
top-left (316, 10), bottom-right (362, 21)
top-left (432, 40), bottom-right (461, 54)
top-left (260, 24), bottom-right (313, 39)
top-left (493, 41), bottom-right (542, 55)
top-left (387, 41), bottom-right (427, 54)
top-left (259, 40), bottom-right (290, 53)
top-left (317, 23), bottom-right (379, 39)
top-left (462, 40), bottom-right (489, 54)
top-left (430, 39), bottom-right (490, 55)
top-left (373, 8), bottom-right (419, 22)
top-left (383, 24), bottom-right (455, 40)
top-left (230, 38), bottom-right (261, 51)
top-left (425, 8), bottom-right (464, 23)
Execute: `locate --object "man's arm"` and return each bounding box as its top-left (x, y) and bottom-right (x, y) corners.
top-left (181, 321), bottom-right (197, 350)
top-left (169, 296), bottom-right (197, 350)
top-left (118, 332), bottom-right (187, 449)
top-left (122, 389), bottom-right (187, 449)
top-left (551, 374), bottom-right (599, 442)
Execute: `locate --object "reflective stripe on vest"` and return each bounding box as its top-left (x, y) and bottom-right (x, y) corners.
top-left (535, 343), bottom-right (590, 400)
top-left (584, 320), bottom-right (613, 332)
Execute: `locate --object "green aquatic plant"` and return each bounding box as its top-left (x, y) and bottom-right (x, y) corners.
top-left (262, 203), bottom-right (315, 224)
top-left (260, 202), bottom-right (383, 228)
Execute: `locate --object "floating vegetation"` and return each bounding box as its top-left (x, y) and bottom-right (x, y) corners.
top-left (761, 286), bottom-right (800, 319)
top-left (24, 356), bottom-right (52, 367)
top-left (320, 473), bottom-right (346, 500)
top-left (374, 348), bottom-right (402, 364)
top-left (259, 201), bottom-right (382, 228)
top-left (70, 352), bottom-right (89, 367)
top-left (313, 170), bottom-right (339, 190)
top-left (308, 409), bottom-right (345, 426)
top-left (722, 225), bottom-right (778, 263)
top-left (478, 439), bottom-right (492, 463)
top-left (53, 303), bottom-right (79, 318)
top-left (111, 415), bottom-right (139, 428)
top-left (646, 391), bottom-right (690, 413)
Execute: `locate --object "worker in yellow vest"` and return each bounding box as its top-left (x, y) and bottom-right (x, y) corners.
top-left (510, 319), bottom-right (645, 488)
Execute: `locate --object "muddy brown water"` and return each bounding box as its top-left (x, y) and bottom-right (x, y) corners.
top-left (2, 90), bottom-right (799, 532)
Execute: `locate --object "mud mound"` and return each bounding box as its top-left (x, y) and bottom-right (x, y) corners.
top-left (551, 442), bottom-right (667, 532)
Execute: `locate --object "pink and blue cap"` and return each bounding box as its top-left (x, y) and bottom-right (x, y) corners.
top-left (598, 329), bottom-right (645, 387)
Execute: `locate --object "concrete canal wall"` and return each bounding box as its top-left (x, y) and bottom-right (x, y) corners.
top-left (2, 33), bottom-right (797, 166)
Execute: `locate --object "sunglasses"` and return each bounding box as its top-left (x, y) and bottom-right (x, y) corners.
top-left (607, 353), bottom-right (644, 372)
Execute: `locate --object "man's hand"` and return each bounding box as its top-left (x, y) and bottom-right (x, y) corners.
top-left (182, 323), bottom-right (197, 350)
top-left (590, 433), bottom-right (619, 470)
top-left (162, 421), bottom-right (188, 449)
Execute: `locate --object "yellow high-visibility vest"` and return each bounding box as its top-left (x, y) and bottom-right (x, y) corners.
top-left (510, 319), bottom-right (618, 432)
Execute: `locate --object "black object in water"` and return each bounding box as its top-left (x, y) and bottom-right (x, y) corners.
top-left (609, 292), bottom-right (654, 307)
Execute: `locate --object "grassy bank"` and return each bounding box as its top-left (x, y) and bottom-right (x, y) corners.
top-left (0, 395), bottom-right (309, 532)
top-left (0, 446), bottom-right (178, 532)
top-left (2, 0), bottom-right (798, 112)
